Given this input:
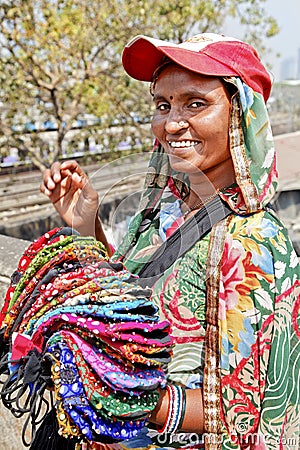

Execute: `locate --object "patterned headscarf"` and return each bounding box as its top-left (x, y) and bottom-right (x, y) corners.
top-left (114, 76), bottom-right (278, 263)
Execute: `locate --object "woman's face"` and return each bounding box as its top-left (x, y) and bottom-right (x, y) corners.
top-left (151, 64), bottom-right (235, 185)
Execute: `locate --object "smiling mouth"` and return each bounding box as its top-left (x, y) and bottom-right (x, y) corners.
top-left (168, 140), bottom-right (200, 148)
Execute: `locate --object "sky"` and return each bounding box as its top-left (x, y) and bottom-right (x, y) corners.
top-left (224, 0), bottom-right (300, 82)
top-left (264, 0), bottom-right (300, 81)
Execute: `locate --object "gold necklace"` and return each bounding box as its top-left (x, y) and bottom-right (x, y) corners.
top-left (182, 191), bottom-right (220, 219)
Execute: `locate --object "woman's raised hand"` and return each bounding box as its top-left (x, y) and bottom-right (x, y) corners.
top-left (40, 160), bottom-right (100, 238)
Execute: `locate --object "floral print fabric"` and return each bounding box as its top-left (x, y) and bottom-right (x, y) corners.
top-left (218, 211), bottom-right (300, 449)
top-left (112, 77), bottom-right (300, 450)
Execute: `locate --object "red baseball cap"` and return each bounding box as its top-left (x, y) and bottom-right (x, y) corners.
top-left (122, 33), bottom-right (272, 101)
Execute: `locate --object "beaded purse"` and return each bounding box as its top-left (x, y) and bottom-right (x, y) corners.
top-left (0, 227), bottom-right (173, 447)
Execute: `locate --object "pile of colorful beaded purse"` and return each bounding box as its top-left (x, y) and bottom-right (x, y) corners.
top-left (0, 227), bottom-right (173, 447)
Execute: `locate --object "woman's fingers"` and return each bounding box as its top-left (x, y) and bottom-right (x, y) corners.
top-left (51, 174), bottom-right (73, 205)
top-left (40, 160), bottom-right (98, 220)
top-left (40, 169), bottom-right (55, 197)
top-left (40, 159), bottom-right (103, 239)
top-left (50, 161), bottom-right (64, 183)
top-left (41, 161), bottom-right (81, 196)
top-left (61, 160), bottom-right (87, 179)
top-left (41, 163), bottom-right (62, 193)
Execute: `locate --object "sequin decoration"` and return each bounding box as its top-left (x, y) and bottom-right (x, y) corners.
top-left (0, 227), bottom-right (173, 447)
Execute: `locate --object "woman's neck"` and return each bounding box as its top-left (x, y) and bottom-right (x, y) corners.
top-left (187, 159), bottom-right (236, 207)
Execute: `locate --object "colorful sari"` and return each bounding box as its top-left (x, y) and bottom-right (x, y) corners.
top-left (106, 77), bottom-right (300, 450)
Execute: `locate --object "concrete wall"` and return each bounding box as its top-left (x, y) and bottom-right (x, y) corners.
top-left (0, 234), bottom-right (30, 298)
top-left (0, 234), bottom-right (31, 450)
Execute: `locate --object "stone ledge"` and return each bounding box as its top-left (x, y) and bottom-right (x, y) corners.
top-left (0, 234), bottom-right (30, 300)
top-left (0, 234), bottom-right (30, 276)
top-left (0, 234), bottom-right (31, 450)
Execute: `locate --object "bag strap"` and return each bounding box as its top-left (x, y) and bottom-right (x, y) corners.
top-left (137, 195), bottom-right (232, 287)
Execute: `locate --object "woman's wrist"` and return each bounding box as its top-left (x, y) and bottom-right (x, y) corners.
top-left (156, 385), bottom-right (186, 434)
top-left (149, 385), bottom-right (204, 434)
top-left (71, 212), bottom-right (99, 239)
top-left (94, 215), bottom-right (113, 256)
top-left (149, 387), bottom-right (169, 426)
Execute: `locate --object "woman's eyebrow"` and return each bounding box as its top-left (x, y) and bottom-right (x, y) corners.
top-left (152, 93), bottom-right (167, 102)
top-left (153, 88), bottom-right (208, 102)
top-left (179, 88), bottom-right (209, 98)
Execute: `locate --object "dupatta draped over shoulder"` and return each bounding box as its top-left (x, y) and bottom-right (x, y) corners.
top-left (114, 78), bottom-right (300, 450)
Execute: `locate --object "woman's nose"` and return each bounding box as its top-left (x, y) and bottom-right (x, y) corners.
top-left (164, 116), bottom-right (189, 133)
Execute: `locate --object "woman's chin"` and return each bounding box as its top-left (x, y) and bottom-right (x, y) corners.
top-left (167, 154), bottom-right (203, 175)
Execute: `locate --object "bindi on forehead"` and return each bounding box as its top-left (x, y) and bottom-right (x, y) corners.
top-left (170, 96), bottom-right (173, 100)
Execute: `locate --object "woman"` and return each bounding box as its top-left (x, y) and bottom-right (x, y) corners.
top-left (41, 33), bottom-right (300, 449)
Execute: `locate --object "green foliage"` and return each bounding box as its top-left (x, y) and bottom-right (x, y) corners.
top-left (0, 0), bottom-right (278, 171)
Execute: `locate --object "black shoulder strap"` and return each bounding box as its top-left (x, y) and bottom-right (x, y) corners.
top-left (137, 195), bottom-right (232, 287)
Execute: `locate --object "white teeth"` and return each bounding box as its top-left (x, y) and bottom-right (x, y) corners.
top-left (169, 140), bottom-right (198, 148)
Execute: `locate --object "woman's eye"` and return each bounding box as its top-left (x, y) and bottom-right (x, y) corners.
top-left (190, 100), bottom-right (205, 108)
top-left (156, 103), bottom-right (169, 111)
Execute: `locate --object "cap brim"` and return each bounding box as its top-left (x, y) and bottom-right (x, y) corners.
top-left (122, 35), bottom-right (237, 81)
